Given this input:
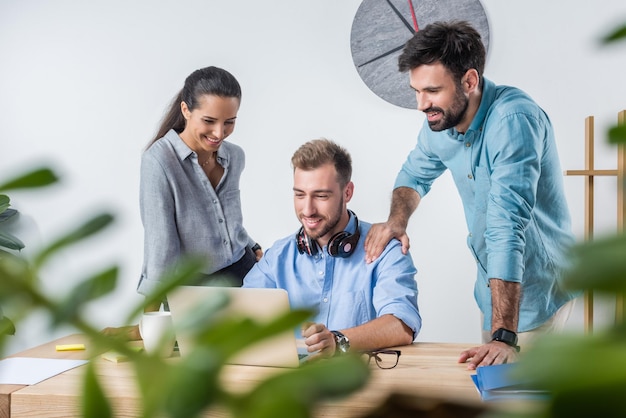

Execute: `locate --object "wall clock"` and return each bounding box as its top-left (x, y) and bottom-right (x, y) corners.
top-left (350, 0), bottom-right (490, 109)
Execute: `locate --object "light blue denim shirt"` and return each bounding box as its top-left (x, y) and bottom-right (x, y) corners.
top-left (137, 129), bottom-right (255, 296)
top-left (243, 213), bottom-right (422, 338)
top-left (394, 78), bottom-right (577, 332)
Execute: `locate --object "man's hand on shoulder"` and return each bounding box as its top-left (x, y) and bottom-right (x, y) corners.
top-left (458, 341), bottom-right (519, 370)
top-left (364, 222), bottom-right (410, 263)
top-left (365, 187), bottom-right (419, 263)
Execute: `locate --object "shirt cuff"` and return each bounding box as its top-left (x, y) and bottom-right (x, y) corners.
top-left (137, 275), bottom-right (161, 297)
top-left (487, 251), bottom-right (524, 282)
top-left (394, 172), bottom-right (428, 199)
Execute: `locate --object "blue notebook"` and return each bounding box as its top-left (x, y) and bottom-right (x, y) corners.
top-left (471, 363), bottom-right (550, 402)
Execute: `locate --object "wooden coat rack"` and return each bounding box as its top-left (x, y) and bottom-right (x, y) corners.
top-left (564, 110), bottom-right (626, 333)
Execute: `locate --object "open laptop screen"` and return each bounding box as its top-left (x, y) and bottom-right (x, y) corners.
top-left (168, 286), bottom-right (308, 368)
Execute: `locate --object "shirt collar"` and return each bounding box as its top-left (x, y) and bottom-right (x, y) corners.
top-left (345, 209), bottom-right (360, 236)
top-left (216, 143), bottom-right (229, 166)
top-left (445, 77), bottom-right (495, 140)
top-left (468, 77), bottom-right (495, 133)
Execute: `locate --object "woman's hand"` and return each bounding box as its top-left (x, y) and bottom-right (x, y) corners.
top-left (101, 324), bottom-right (141, 341)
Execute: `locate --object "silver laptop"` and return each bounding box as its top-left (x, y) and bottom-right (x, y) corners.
top-left (167, 286), bottom-right (311, 368)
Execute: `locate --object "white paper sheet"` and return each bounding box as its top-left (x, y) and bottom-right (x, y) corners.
top-left (0, 357), bottom-right (88, 385)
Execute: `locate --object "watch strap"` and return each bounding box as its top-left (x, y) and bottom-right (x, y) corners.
top-left (491, 328), bottom-right (520, 352)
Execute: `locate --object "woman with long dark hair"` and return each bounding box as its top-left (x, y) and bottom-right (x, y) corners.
top-left (137, 66), bottom-right (262, 312)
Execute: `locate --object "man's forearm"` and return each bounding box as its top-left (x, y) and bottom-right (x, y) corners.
top-left (389, 187), bottom-right (421, 228)
top-left (342, 314), bottom-right (413, 352)
top-left (489, 278), bottom-right (521, 333)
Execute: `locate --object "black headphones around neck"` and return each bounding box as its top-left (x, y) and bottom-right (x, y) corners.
top-left (296, 210), bottom-right (360, 258)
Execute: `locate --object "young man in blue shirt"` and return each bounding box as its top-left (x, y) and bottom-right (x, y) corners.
top-left (243, 139), bottom-right (421, 357)
top-left (364, 21), bottom-right (577, 369)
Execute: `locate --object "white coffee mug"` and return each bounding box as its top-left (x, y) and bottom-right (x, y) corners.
top-left (139, 311), bottom-right (176, 357)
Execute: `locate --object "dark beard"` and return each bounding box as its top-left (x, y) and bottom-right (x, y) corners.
top-left (426, 86), bottom-right (469, 132)
top-left (303, 199), bottom-right (344, 241)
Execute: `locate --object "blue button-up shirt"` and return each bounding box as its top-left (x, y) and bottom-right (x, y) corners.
top-left (137, 129), bottom-right (255, 296)
top-left (243, 214), bottom-right (421, 338)
top-left (394, 78), bottom-right (577, 332)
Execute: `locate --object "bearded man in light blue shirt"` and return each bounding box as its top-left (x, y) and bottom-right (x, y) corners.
top-left (364, 21), bottom-right (578, 370)
top-left (243, 139), bottom-right (421, 357)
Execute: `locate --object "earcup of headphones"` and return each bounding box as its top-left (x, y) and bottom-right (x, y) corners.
top-left (327, 231), bottom-right (351, 257)
top-left (327, 229), bottom-right (360, 258)
top-left (296, 227), bottom-right (318, 256)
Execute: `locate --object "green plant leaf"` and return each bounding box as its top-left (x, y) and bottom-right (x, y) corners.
top-left (511, 332), bottom-right (626, 418)
top-left (232, 354), bottom-right (370, 418)
top-left (34, 212), bottom-right (114, 268)
top-left (125, 356), bottom-right (177, 418)
top-left (0, 208), bottom-right (18, 222)
top-left (0, 316), bottom-right (16, 335)
top-left (550, 381), bottom-right (626, 418)
top-left (0, 251), bottom-right (34, 293)
top-left (0, 206), bottom-right (23, 250)
top-left (515, 333), bottom-right (626, 392)
top-left (53, 266), bottom-right (119, 324)
top-left (81, 361), bottom-right (113, 418)
top-left (172, 304), bottom-right (312, 372)
top-left (563, 233), bottom-right (626, 293)
top-left (0, 168), bottom-right (59, 192)
top-left (0, 230), bottom-right (25, 251)
top-left (0, 195), bottom-right (10, 214)
top-left (126, 255), bottom-right (209, 322)
top-left (163, 351), bottom-right (224, 418)
top-left (191, 308), bottom-right (312, 362)
top-left (608, 124), bottom-right (626, 144)
top-left (602, 23), bottom-right (626, 43)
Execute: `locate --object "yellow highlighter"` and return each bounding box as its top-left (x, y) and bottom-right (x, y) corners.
top-left (55, 343), bottom-right (86, 352)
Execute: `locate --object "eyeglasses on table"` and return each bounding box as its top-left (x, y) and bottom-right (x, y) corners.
top-left (361, 349), bottom-right (401, 369)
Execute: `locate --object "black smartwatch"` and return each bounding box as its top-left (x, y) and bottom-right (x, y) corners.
top-left (491, 328), bottom-right (520, 352)
top-left (331, 330), bottom-right (350, 354)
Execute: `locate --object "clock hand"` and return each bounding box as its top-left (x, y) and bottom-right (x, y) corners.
top-left (357, 44), bottom-right (404, 68)
top-left (385, 0), bottom-right (416, 34)
top-left (407, 0), bottom-right (419, 32)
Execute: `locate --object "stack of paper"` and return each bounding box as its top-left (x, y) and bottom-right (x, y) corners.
top-left (0, 357), bottom-right (88, 385)
top-left (471, 363), bottom-right (550, 401)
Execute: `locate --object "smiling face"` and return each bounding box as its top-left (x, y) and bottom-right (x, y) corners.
top-left (293, 163), bottom-right (353, 247)
top-left (179, 94), bottom-right (240, 154)
top-left (409, 62), bottom-right (471, 133)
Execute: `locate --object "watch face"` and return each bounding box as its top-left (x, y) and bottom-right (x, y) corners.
top-left (337, 337), bottom-right (350, 353)
top-left (332, 331), bottom-right (351, 353)
top-left (350, 0), bottom-right (490, 109)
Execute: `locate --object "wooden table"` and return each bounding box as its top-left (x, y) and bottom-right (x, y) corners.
top-left (1, 335), bottom-right (487, 417)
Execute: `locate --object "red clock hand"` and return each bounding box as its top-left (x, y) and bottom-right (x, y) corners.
top-left (407, 0), bottom-right (419, 32)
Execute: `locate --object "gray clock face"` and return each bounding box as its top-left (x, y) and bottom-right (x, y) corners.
top-left (350, 0), bottom-right (490, 109)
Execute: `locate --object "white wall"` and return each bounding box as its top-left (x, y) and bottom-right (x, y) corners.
top-left (1, 0), bottom-right (625, 354)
